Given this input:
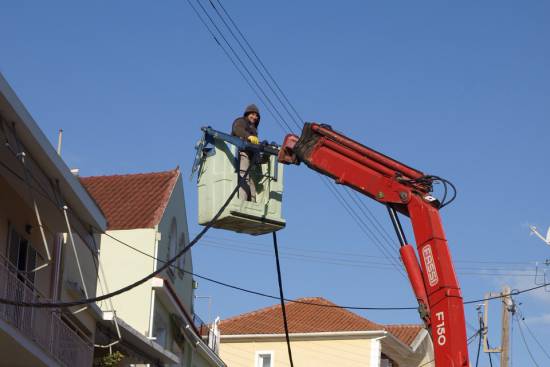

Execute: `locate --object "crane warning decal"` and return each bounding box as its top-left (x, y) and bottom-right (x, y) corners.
top-left (422, 245), bottom-right (439, 286)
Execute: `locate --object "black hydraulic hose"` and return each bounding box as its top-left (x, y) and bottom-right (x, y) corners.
top-left (273, 231), bottom-right (295, 367)
top-left (0, 166), bottom-right (249, 308)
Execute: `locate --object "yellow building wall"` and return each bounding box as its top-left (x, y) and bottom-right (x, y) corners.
top-left (156, 175), bottom-right (194, 313)
top-left (96, 228), bottom-right (157, 336)
top-left (220, 338), bottom-right (377, 367)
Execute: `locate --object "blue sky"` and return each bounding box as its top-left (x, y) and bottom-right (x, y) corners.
top-left (1, 1), bottom-right (549, 365)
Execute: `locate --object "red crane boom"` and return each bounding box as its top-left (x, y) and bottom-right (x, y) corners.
top-left (279, 123), bottom-right (469, 367)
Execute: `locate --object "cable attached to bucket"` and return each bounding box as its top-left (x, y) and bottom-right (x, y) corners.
top-left (272, 231), bottom-right (295, 367)
top-left (0, 165), bottom-right (251, 308)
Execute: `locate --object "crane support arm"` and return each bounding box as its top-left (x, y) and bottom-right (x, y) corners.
top-left (279, 123), bottom-right (469, 367)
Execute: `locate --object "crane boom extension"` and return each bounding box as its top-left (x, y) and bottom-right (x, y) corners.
top-left (279, 123), bottom-right (469, 367)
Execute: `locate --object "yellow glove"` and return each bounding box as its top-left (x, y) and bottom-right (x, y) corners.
top-left (247, 135), bottom-right (259, 144)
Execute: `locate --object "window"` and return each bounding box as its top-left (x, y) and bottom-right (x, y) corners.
top-left (256, 351), bottom-right (273, 367)
top-left (7, 227), bottom-right (38, 285)
top-left (153, 311), bottom-right (168, 348)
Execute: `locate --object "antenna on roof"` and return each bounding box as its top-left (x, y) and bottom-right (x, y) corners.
top-left (57, 129), bottom-right (63, 156)
top-left (529, 225), bottom-right (550, 246)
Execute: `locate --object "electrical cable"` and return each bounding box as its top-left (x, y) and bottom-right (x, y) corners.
top-left (515, 314), bottom-right (540, 367)
top-left (0, 165), bottom-right (249, 308)
top-left (3, 140), bottom-right (550, 310)
top-left (184, 0), bottom-right (290, 134)
top-left (199, 240), bottom-right (539, 276)
top-left (207, 0), bottom-right (301, 130)
top-left (185, 0), bottom-right (408, 275)
top-left (213, 0), bottom-right (306, 128)
top-left (486, 336), bottom-right (494, 367)
top-left (104, 226), bottom-right (550, 310)
top-left (418, 359), bottom-right (435, 367)
top-left (475, 316), bottom-right (482, 367)
top-left (192, 0), bottom-right (295, 133)
top-left (464, 283), bottom-right (550, 304)
top-left (272, 232), bottom-right (294, 367)
top-left (516, 307), bottom-right (550, 361)
top-left (320, 177), bottom-right (406, 276)
top-left (104, 230), bottom-right (417, 310)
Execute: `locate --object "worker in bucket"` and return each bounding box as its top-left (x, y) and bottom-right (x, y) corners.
top-left (231, 104), bottom-right (260, 202)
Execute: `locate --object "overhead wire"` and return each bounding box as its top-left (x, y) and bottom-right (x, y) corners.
top-left (206, 0), bottom-right (299, 130)
top-left (514, 314), bottom-right (540, 367)
top-left (186, 0), bottom-right (407, 277)
top-left (102, 227), bottom-right (550, 310)
top-left (516, 306), bottom-right (550, 361)
top-left (0, 165), bottom-right (249, 308)
top-left (184, 0), bottom-right (291, 133)
top-left (191, 0), bottom-right (295, 133)
top-left (202, 234), bottom-right (540, 267)
top-left (2, 141), bottom-right (549, 310)
top-left (212, 0), bottom-right (306, 126)
top-left (199, 240), bottom-right (539, 276)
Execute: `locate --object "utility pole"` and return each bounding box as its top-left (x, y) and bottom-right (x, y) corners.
top-left (499, 286), bottom-right (515, 367)
top-left (482, 285), bottom-right (516, 367)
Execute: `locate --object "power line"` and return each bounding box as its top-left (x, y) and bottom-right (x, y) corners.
top-left (103, 224), bottom-right (550, 310)
top-left (514, 314), bottom-right (540, 367)
top-left (0, 166), bottom-right (246, 308)
top-left (191, 0), bottom-right (295, 133)
top-left (104, 229), bottom-right (417, 310)
top-left (207, 0), bottom-right (301, 130)
top-left (516, 307), bottom-right (550, 361)
top-left (212, 0), bottom-right (305, 127)
top-left (185, 0), bottom-right (409, 277)
top-left (201, 234), bottom-right (540, 267)
top-left (199, 239), bottom-right (540, 274)
top-left (2, 145), bottom-right (550, 310)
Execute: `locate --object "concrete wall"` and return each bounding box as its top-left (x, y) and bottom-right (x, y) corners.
top-left (0, 167), bottom-right (99, 340)
top-left (0, 175), bottom-right (55, 298)
top-left (96, 228), bottom-right (157, 336)
top-left (220, 338), bottom-right (378, 367)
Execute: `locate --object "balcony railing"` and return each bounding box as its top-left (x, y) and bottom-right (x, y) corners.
top-left (193, 313), bottom-right (220, 354)
top-left (0, 258), bottom-right (93, 367)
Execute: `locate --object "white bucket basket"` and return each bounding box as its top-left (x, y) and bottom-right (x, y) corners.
top-left (196, 132), bottom-right (285, 235)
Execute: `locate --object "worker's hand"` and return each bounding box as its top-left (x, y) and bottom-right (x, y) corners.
top-left (247, 135), bottom-right (259, 145)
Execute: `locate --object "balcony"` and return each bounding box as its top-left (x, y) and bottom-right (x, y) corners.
top-left (0, 258), bottom-right (93, 367)
top-left (193, 313), bottom-right (220, 354)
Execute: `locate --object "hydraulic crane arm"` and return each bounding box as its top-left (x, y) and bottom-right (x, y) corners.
top-left (279, 123), bottom-right (469, 367)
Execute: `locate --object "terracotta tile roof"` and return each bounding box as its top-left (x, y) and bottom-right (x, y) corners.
top-left (384, 324), bottom-right (424, 346)
top-left (80, 168), bottom-right (179, 230)
top-left (219, 297), bottom-right (424, 346)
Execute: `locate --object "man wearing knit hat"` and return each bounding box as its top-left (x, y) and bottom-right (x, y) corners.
top-left (231, 104), bottom-right (261, 201)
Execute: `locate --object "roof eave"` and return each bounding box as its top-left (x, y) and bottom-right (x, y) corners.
top-left (221, 330), bottom-right (388, 342)
top-left (0, 73), bottom-right (107, 231)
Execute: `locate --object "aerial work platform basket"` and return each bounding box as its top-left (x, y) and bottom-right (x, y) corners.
top-left (193, 127), bottom-right (285, 235)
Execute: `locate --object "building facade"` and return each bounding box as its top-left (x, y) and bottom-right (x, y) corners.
top-left (0, 72), bottom-right (107, 366)
top-left (219, 297), bottom-right (434, 367)
top-left (82, 169), bottom-right (225, 367)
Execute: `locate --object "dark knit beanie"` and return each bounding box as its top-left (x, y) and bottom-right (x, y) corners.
top-left (244, 104), bottom-right (260, 119)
